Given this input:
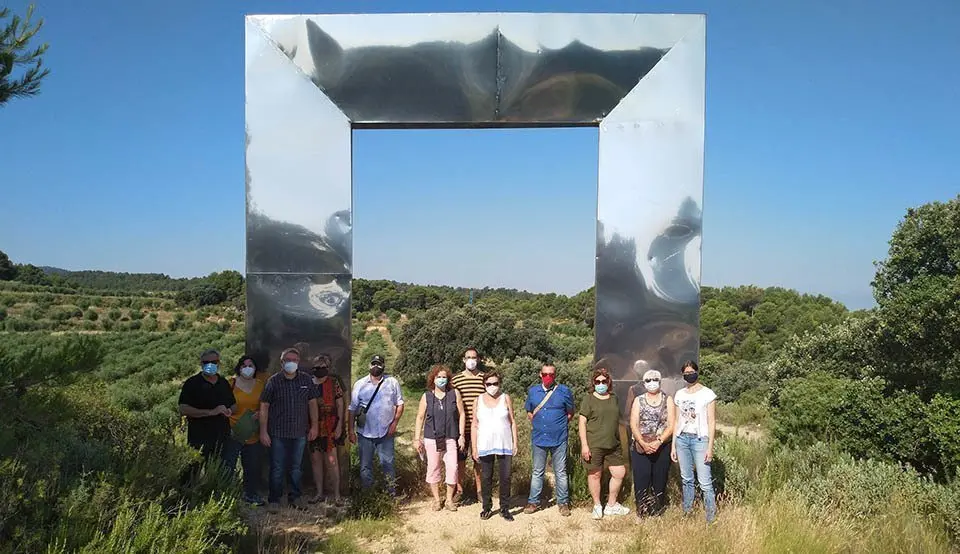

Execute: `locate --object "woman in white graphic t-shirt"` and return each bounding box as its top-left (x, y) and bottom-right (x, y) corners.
top-left (669, 360), bottom-right (718, 524)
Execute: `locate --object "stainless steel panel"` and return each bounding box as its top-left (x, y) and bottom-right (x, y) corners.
top-left (595, 17), bottom-right (705, 415)
top-left (248, 13), bottom-right (700, 125)
top-left (245, 273), bottom-right (352, 391)
top-left (245, 20), bottom-right (352, 274)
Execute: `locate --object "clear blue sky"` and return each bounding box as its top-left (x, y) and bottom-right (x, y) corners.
top-left (2, 1), bottom-right (958, 310)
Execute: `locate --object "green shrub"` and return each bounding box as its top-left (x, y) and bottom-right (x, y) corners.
top-left (106, 309), bottom-right (121, 321)
top-left (0, 307), bottom-right (6, 321)
top-left (84, 309), bottom-right (98, 321)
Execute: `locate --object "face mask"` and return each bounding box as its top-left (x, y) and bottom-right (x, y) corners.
top-left (240, 366), bottom-right (255, 379)
top-left (594, 383), bottom-right (609, 395)
top-left (282, 361), bottom-right (298, 374)
top-left (435, 377), bottom-right (448, 389)
top-left (465, 359), bottom-right (478, 371)
top-left (644, 380), bottom-right (660, 393)
top-left (485, 385), bottom-right (500, 396)
top-left (683, 371), bottom-right (699, 384)
top-left (370, 365), bottom-right (384, 377)
top-left (314, 367), bottom-right (329, 378)
top-left (202, 362), bottom-right (218, 376)
top-left (541, 374), bottom-right (556, 388)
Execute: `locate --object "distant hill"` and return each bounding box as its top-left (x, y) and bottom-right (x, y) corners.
top-left (38, 267), bottom-right (208, 293)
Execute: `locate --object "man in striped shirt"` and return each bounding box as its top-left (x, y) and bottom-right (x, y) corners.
top-left (451, 347), bottom-right (485, 505)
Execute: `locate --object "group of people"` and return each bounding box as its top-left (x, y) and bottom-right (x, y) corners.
top-left (177, 346), bottom-right (717, 523)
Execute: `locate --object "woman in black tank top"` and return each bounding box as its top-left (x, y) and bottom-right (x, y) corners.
top-left (414, 365), bottom-right (467, 511)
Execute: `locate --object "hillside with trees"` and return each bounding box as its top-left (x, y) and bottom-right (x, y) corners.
top-left (0, 195), bottom-right (958, 553)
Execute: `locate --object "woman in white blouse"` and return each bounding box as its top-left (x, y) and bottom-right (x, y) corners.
top-left (670, 361), bottom-right (717, 523)
top-left (471, 371), bottom-right (519, 522)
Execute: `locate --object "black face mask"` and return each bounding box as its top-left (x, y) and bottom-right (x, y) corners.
top-left (370, 365), bottom-right (385, 377)
top-left (683, 371), bottom-right (699, 384)
top-left (313, 366), bottom-right (329, 378)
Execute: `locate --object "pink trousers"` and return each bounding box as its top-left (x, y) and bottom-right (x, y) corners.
top-left (424, 438), bottom-right (458, 485)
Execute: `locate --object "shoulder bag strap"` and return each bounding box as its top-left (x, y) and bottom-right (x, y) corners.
top-left (361, 378), bottom-right (385, 415)
top-left (532, 387), bottom-right (556, 418)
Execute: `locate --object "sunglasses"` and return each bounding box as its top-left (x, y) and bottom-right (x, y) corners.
top-left (594, 379), bottom-right (609, 384)
top-left (644, 378), bottom-right (660, 383)
top-left (484, 381), bottom-right (500, 387)
top-left (312, 366), bottom-right (328, 371)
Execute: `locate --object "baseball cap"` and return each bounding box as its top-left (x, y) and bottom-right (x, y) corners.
top-left (370, 355), bottom-right (385, 366)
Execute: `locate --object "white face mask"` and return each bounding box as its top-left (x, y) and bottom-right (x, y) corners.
top-left (485, 385), bottom-right (500, 396)
top-left (644, 380), bottom-right (660, 393)
top-left (240, 366), bottom-right (255, 379)
top-left (465, 359), bottom-right (478, 371)
top-left (282, 361), bottom-right (298, 374)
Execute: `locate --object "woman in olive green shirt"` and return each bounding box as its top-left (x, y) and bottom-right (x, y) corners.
top-left (578, 366), bottom-right (631, 520)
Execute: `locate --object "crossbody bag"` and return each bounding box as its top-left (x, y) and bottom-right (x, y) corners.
top-left (531, 387), bottom-right (557, 418)
top-left (354, 378), bottom-right (385, 432)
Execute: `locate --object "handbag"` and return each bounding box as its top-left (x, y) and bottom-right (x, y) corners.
top-left (354, 378), bottom-right (385, 431)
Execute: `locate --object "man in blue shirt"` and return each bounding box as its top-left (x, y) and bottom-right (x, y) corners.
top-left (523, 363), bottom-right (575, 516)
top-left (348, 355), bottom-right (405, 495)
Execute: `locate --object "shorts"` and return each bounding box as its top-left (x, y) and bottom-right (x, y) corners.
top-left (310, 437), bottom-right (335, 453)
top-left (584, 445), bottom-right (625, 471)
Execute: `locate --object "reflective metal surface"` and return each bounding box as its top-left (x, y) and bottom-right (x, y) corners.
top-left (245, 273), bottom-right (352, 385)
top-left (596, 17), bottom-right (706, 410)
top-left (246, 20), bottom-right (352, 275)
top-left (248, 14), bottom-right (698, 125)
top-left (245, 12), bottom-right (705, 425)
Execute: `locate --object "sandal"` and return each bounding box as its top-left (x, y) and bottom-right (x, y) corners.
top-left (432, 500), bottom-right (443, 511)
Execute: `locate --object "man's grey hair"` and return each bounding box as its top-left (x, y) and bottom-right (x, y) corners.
top-left (200, 349), bottom-right (220, 361)
top-left (280, 347), bottom-right (301, 361)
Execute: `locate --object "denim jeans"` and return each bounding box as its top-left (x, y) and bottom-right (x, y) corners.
top-left (223, 440), bottom-right (264, 500)
top-left (268, 436), bottom-right (307, 503)
top-left (358, 434), bottom-right (396, 494)
top-left (528, 441), bottom-right (569, 506)
top-left (674, 433), bottom-right (717, 522)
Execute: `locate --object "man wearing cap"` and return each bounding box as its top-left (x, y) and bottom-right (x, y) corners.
top-left (178, 348), bottom-right (237, 462)
top-left (348, 354), bottom-right (405, 494)
top-left (260, 347), bottom-right (320, 512)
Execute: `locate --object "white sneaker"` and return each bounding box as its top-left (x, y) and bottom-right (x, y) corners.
top-left (591, 504), bottom-right (603, 520)
top-left (603, 503), bottom-right (630, 516)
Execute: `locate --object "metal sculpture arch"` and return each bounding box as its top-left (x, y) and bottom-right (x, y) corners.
top-left (244, 12), bottom-right (705, 414)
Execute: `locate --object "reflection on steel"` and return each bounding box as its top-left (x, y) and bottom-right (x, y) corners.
top-left (245, 13), bottom-right (705, 424)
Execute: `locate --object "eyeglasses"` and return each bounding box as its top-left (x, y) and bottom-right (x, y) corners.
top-left (644, 378), bottom-right (660, 383)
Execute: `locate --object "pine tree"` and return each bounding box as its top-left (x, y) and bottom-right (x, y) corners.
top-left (0, 4), bottom-right (49, 106)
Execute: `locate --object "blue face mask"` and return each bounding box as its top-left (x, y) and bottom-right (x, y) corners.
top-left (202, 362), bottom-right (218, 376)
top-left (594, 383), bottom-right (609, 395)
top-left (435, 377), bottom-right (448, 389)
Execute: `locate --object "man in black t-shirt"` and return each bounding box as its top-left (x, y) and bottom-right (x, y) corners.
top-left (178, 349), bottom-right (237, 461)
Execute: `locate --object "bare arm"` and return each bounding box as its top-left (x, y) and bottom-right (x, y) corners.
top-left (309, 398), bottom-right (319, 434)
top-left (707, 400), bottom-right (716, 451)
top-left (455, 390), bottom-right (466, 438)
top-left (629, 397), bottom-right (644, 445)
top-left (578, 414), bottom-right (590, 457)
top-left (259, 402), bottom-right (271, 447)
top-left (661, 397), bottom-right (676, 443)
top-left (413, 394), bottom-right (427, 442)
top-left (506, 395), bottom-right (518, 452)
top-left (471, 397), bottom-right (480, 456)
top-left (334, 396), bottom-right (344, 435)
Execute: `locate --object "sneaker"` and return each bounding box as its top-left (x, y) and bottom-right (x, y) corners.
top-left (591, 504), bottom-right (603, 520)
top-left (445, 502), bottom-right (458, 512)
top-left (523, 503), bottom-right (539, 515)
top-left (558, 504), bottom-right (571, 517)
top-left (307, 494), bottom-right (325, 505)
top-left (603, 503), bottom-right (630, 516)
top-left (267, 502), bottom-right (280, 514)
top-left (500, 509), bottom-right (514, 521)
top-left (432, 500), bottom-right (443, 511)
top-left (243, 495), bottom-right (266, 507)
top-left (480, 510), bottom-right (494, 520)
top-left (289, 498), bottom-right (307, 511)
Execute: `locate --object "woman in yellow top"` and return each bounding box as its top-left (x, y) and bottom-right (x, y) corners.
top-left (223, 355), bottom-right (266, 506)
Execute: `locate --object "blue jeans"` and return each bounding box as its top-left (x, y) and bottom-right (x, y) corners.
top-left (528, 441), bottom-right (569, 506)
top-left (358, 434), bottom-right (396, 494)
top-left (223, 440), bottom-right (264, 500)
top-left (674, 433), bottom-right (717, 522)
top-left (268, 436), bottom-right (307, 503)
